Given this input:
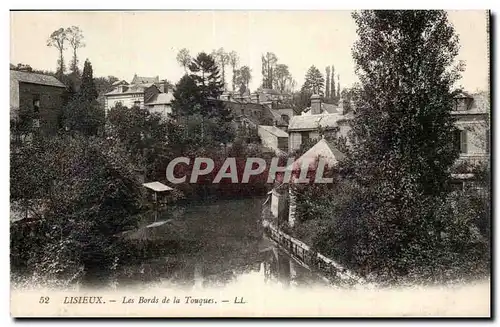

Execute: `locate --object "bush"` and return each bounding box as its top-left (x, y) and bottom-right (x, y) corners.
top-left (10, 135), bottom-right (146, 284)
top-left (306, 179), bottom-right (490, 284)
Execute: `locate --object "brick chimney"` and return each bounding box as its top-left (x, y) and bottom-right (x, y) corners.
top-left (310, 94), bottom-right (321, 115)
top-left (163, 80), bottom-right (169, 93)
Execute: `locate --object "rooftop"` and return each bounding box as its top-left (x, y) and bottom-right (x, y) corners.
top-left (10, 70), bottom-right (66, 88)
top-left (104, 83), bottom-right (153, 96)
top-left (132, 75), bottom-right (160, 84)
top-left (259, 125), bottom-right (289, 138)
top-left (288, 113), bottom-right (346, 131)
top-left (287, 138), bottom-right (345, 171)
top-left (146, 92), bottom-right (174, 105)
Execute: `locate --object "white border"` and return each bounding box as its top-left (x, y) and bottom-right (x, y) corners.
top-left (2, 1), bottom-right (497, 325)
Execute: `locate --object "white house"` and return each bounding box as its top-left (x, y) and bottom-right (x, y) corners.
top-left (104, 75), bottom-right (173, 118)
top-left (452, 91), bottom-right (490, 167)
top-left (287, 94), bottom-right (351, 152)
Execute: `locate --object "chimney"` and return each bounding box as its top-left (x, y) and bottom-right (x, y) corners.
top-left (163, 80), bottom-right (169, 93)
top-left (250, 92), bottom-right (259, 104)
top-left (310, 94), bottom-right (321, 115)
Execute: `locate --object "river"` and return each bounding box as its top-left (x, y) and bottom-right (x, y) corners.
top-left (115, 196), bottom-right (330, 289)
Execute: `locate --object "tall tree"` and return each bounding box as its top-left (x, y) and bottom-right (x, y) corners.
top-left (173, 52), bottom-right (234, 145)
top-left (228, 51), bottom-right (239, 92)
top-left (63, 59), bottom-right (102, 135)
top-left (261, 52), bottom-right (278, 89)
top-left (350, 10), bottom-right (462, 196)
top-left (331, 65), bottom-right (336, 100)
top-left (302, 65), bottom-right (325, 95)
top-left (171, 75), bottom-right (201, 117)
top-left (66, 26), bottom-right (85, 75)
top-left (325, 66), bottom-right (331, 98)
top-left (273, 64), bottom-right (292, 93)
top-left (211, 48), bottom-right (230, 90)
top-left (189, 52), bottom-right (224, 106)
top-left (46, 28), bottom-right (68, 78)
top-left (176, 48), bottom-right (192, 73)
top-left (80, 59), bottom-right (99, 102)
top-left (238, 65), bottom-right (252, 92)
top-left (336, 74), bottom-right (340, 98)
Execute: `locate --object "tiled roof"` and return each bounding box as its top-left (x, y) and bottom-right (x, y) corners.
top-left (131, 75), bottom-right (159, 84)
top-left (11, 70), bottom-right (66, 88)
top-left (288, 113), bottom-right (345, 131)
top-left (259, 125), bottom-right (289, 138)
top-left (302, 103), bottom-right (339, 115)
top-left (287, 138), bottom-right (345, 171)
top-left (104, 83), bottom-right (152, 96)
top-left (145, 92), bottom-right (174, 105)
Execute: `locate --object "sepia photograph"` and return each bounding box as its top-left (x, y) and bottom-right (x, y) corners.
top-left (8, 9), bottom-right (491, 317)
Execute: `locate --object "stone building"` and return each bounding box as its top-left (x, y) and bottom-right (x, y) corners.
top-left (104, 75), bottom-right (172, 117)
top-left (258, 125), bottom-right (289, 155)
top-left (452, 91), bottom-right (490, 167)
top-left (287, 94), bottom-right (351, 152)
top-left (10, 70), bottom-right (68, 137)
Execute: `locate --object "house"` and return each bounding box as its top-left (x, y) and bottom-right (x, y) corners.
top-left (268, 138), bottom-right (345, 227)
top-left (287, 94), bottom-right (351, 152)
top-left (258, 125), bottom-right (289, 155)
top-left (10, 70), bottom-right (68, 137)
top-left (104, 75), bottom-right (172, 117)
top-left (451, 91), bottom-right (490, 168)
top-left (131, 74), bottom-right (160, 85)
top-left (144, 92), bottom-right (174, 117)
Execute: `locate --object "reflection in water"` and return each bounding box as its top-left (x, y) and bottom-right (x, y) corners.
top-left (116, 197), bottom-right (329, 289)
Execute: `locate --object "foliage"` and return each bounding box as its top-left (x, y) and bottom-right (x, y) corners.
top-left (273, 64), bottom-right (293, 93)
top-left (62, 59), bottom-right (103, 136)
top-left (236, 66), bottom-right (252, 93)
top-left (211, 47), bottom-right (230, 89)
top-left (228, 50), bottom-right (239, 91)
top-left (46, 27), bottom-right (67, 77)
top-left (302, 65), bottom-right (325, 95)
top-left (292, 10), bottom-right (489, 284)
top-left (349, 10), bottom-right (463, 197)
top-left (325, 66), bottom-right (331, 98)
top-left (171, 52), bottom-right (235, 145)
top-left (261, 52), bottom-right (278, 89)
top-left (309, 181), bottom-right (490, 284)
top-left (10, 135), bottom-right (145, 282)
top-left (66, 26), bottom-right (85, 75)
top-left (176, 48), bottom-right (192, 73)
top-left (94, 75), bottom-right (120, 95)
top-left (106, 103), bottom-right (170, 179)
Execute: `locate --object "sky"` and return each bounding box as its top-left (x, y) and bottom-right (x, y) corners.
top-left (10, 10), bottom-right (489, 93)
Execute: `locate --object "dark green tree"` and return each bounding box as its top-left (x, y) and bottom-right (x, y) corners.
top-left (80, 59), bottom-right (99, 102)
top-left (62, 59), bottom-right (103, 136)
top-left (350, 10), bottom-right (462, 196)
top-left (325, 66), bottom-right (331, 98)
top-left (302, 65), bottom-right (324, 95)
top-left (331, 65), bottom-right (336, 100)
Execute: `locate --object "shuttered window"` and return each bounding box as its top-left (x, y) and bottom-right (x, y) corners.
top-left (460, 130), bottom-right (468, 154)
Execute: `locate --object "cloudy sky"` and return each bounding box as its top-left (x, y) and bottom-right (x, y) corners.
top-left (10, 10), bottom-right (489, 92)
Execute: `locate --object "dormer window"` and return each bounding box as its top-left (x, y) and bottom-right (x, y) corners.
top-left (453, 94), bottom-right (473, 111)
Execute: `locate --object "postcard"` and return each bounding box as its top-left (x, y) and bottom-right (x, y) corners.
top-left (9, 9), bottom-right (491, 317)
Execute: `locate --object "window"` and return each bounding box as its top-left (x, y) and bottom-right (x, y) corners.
top-left (32, 95), bottom-right (40, 114)
top-left (301, 132), bottom-right (310, 144)
top-left (454, 129), bottom-right (468, 154)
